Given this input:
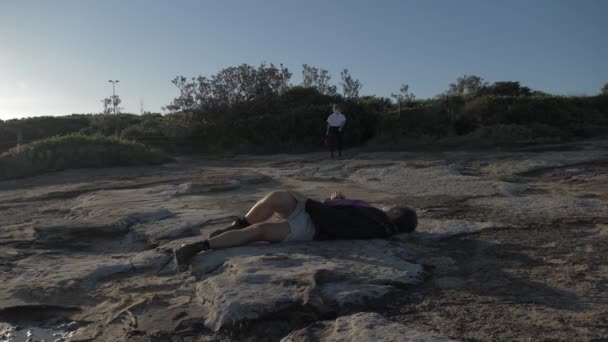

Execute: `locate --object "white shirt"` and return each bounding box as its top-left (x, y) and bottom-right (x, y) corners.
top-left (327, 112), bottom-right (346, 127)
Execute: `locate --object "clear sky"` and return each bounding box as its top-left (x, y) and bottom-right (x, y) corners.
top-left (1, 0), bottom-right (607, 119)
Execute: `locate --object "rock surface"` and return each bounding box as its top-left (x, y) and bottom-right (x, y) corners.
top-left (191, 240), bottom-right (424, 331)
top-left (1, 141), bottom-right (607, 341)
top-left (480, 150), bottom-right (608, 177)
top-left (281, 312), bottom-right (454, 342)
top-left (415, 218), bottom-right (513, 240)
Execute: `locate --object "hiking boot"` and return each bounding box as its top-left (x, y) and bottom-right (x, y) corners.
top-left (209, 217), bottom-right (250, 238)
top-left (173, 240), bottom-right (210, 267)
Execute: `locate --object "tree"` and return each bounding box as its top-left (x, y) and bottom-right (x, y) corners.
top-left (340, 69), bottom-right (362, 99)
top-left (602, 83), bottom-right (608, 95)
top-left (480, 81), bottom-right (532, 96)
top-left (359, 96), bottom-right (392, 112)
top-left (101, 98), bottom-right (112, 114)
top-left (164, 76), bottom-right (197, 112)
top-left (301, 64), bottom-right (337, 96)
top-left (165, 63), bottom-right (292, 113)
top-left (111, 95), bottom-right (122, 114)
top-left (391, 84), bottom-right (415, 113)
top-left (101, 95), bottom-right (122, 114)
top-left (255, 62), bottom-right (292, 96)
top-left (447, 74), bottom-right (487, 96)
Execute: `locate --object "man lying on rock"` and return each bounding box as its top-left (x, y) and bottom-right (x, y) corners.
top-left (174, 190), bottom-right (417, 267)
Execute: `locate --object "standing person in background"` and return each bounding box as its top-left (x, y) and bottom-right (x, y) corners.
top-left (326, 104), bottom-right (347, 158)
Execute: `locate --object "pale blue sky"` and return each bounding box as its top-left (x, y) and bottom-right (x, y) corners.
top-left (1, 0), bottom-right (606, 119)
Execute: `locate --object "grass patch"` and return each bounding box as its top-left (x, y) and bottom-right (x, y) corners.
top-left (0, 134), bottom-right (173, 180)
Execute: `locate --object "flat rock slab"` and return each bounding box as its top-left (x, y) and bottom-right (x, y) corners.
top-left (191, 240), bottom-right (425, 331)
top-left (281, 312), bottom-right (455, 341)
top-left (0, 250), bottom-right (170, 309)
top-left (349, 164), bottom-right (526, 197)
top-left (32, 209), bottom-right (175, 248)
top-left (284, 162), bottom-right (526, 197)
top-left (467, 195), bottom-right (608, 219)
top-left (481, 151), bottom-right (608, 177)
top-left (174, 170), bottom-right (271, 195)
top-left (414, 219), bottom-right (513, 240)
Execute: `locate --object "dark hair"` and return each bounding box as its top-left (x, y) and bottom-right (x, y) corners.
top-left (385, 206), bottom-right (417, 233)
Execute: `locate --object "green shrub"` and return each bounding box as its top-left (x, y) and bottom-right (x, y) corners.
top-left (436, 124), bottom-right (567, 147)
top-left (0, 134), bottom-right (172, 180)
top-left (458, 96), bottom-right (603, 127)
top-left (88, 113), bottom-right (142, 136)
top-left (397, 107), bottom-right (451, 137)
top-left (0, 115), bottom-right (92, 152)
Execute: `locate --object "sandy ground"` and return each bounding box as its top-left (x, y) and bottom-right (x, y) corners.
top-left (1, 140), bottom-right (607, 341)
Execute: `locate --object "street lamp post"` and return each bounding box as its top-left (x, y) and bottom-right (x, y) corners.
top-left (108, 80), bottom-right (120, 114)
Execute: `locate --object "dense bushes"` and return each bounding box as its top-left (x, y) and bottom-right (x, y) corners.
top-left (458, 95), bottom-right (608, 129)
top-left (0, 115), bottom-right (91, 145)
top-left (0, 135), bottom-right (171, 180)
top-left (441, 124), bottom-right (569, 147)
top-left (120, 87), bottom-right (378, 154)
top-left (2, 92), bottom-right (608, 156)
top-left (369, 94), bottom-right (608, 148)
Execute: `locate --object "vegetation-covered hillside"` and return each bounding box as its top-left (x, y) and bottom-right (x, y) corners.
top-left (1, 65), bottom-right (607, 155)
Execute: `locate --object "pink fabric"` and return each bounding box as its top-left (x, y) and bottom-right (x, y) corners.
top-left (323, 198), bottom-right (371, 208)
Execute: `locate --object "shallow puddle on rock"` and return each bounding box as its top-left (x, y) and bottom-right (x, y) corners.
top-left (0, 322), bottom-right (77, 342)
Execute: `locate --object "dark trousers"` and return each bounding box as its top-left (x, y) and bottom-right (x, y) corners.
top-left (328, 126), bottom-right (343, 157)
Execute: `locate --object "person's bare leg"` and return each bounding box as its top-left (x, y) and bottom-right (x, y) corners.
top-left (209, 191), bottom-right (297, 238)
top-left (174, 221), bottom-right (290, 267)
top-left (208, 221), bottom-right (290, 249)
top-left (244, 190), bottom-right (298, 224)
top-left (177, 191), bottom-right (297, 266)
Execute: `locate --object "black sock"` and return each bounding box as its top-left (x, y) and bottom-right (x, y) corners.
top-left (236, 217), bottom-right (250, 228)
top-left (193, 240), bottom-right (210, 251)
